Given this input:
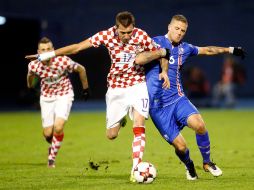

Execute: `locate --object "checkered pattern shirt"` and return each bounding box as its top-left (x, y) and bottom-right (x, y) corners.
top-left (28, 56), bottom-right (77, 99)
top-left (89, 26), bottom-right (158, 88)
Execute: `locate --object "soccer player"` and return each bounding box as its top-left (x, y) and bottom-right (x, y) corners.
top-left (25, 11), bottom-right (169, 181)
top-left (26, 37), bottom-right (89, 168)
top-left (143, 15), bottom-right (245, 180)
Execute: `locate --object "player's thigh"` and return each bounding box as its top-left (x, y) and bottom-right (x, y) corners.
top-left (55, 95), bottom-right (73, 122)
top-left (43, 126), bottom-right (54, 136)
top-left (175, 97), bottom-right (199, 127)
top-left (129, 82), bottom-right (149, 121)
top-left (149, 106), bottom-right (179, 144)
top-left (132, 108), bottom-right (145, 126)
top-left (106, 88), bottom-right (129, 128)
top-left (40, 99), bottom-right (56, 127)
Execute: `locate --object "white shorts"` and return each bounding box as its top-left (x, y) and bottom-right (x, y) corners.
top-left (40, 95), bottom-right (74, 128)
top-left (106, 82), bottom-right (149, 128)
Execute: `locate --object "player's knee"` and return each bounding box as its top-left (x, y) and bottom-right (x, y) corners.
top-left (54, 125), bottom-right (64, 134)
top-left (106, 132), bottom-right (118, 140)
top-left (176, 143), bottom-right (187, 153)
top-left (195, 121), bottom-right (206, 134)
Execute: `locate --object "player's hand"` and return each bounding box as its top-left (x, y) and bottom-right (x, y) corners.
top-left (231, 47), bottom-right (246, 59)
top-left (159, 71), bottom-right (170, 89)
top-left (82, 88), bottom-right (90, 101)
top-left (25, 54), bottom-right (38, 60)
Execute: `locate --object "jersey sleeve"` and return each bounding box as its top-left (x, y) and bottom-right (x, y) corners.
top-left (152, 36), bottom-right (163, 48)
top-left (64, 56), bottom-right (78, 73)
top-left (28, 61), bottom-right (38, 75)
top-left (141, 30), bottom-right (160, 51)
top-left (188, 43), bottom-right (199, 56)
top-left (89, 29), bottom-right (109, 48)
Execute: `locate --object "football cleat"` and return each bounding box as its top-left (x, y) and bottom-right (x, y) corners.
top-left (129, 172), bottom-right (136, 183)
top-left (186, 161), bottom-right (198, 180)
top-left (203, 162), bottom-right (222, 177)
top-left (120, 117), bottom-right (127, 128)
top-left (48, 159), bottom-right (55, 168)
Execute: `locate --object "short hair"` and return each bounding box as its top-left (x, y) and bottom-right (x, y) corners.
top-left (38, 37), bottom-right (52, 46)
top-left (171, 14), bottom-right (188, 25)
top-left (115, 11), bottom-right (135, 27)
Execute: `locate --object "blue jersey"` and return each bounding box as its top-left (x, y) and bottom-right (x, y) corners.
top-left (145, 35), bottom-right (199, 108)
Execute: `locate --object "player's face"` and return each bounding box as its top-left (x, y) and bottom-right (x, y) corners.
top-left (117, 24), bottom-right (134, 44)
top-left (168, 20), bottom-right (188, 43)
top-left (37, 42), bottom-right (54, 54)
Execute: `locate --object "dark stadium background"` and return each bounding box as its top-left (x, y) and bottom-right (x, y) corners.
top-left (0, 0), bottom-right (253, 108)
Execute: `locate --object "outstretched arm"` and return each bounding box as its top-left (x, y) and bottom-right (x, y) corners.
top-left (25, 39), bottom-right (92, 61)
top-left (55, 39), bottom-right (92, 56)
top-left (198, 46), bottom-right (245, 59)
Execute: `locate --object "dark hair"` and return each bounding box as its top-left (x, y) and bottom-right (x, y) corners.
top-left (171, 14), bottom-right (188, 25)
top-left (115, 11), bottom-right (135, 27)
top-left (38, 37), bottom-right (52, 46)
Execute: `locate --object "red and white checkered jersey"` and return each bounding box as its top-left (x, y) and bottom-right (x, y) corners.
top-left (28, 56), bottom-right (77, 100)
top-left (89, 26), bottom-right (159, 88)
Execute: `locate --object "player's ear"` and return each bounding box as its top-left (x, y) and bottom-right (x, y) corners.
top-left (168, 24), bottom-right (171, 31)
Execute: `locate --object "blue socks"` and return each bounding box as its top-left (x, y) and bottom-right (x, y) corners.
top-left (196, 131), bottom-right (211, 163)
top-left (175, 148), bottom-right (193, 169)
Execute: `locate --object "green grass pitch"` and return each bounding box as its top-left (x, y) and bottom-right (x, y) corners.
top-left (0, 110), bottom-right (254, 190)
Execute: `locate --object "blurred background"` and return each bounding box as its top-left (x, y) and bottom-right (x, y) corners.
top-left (0, 0), bottom-right (253, 110)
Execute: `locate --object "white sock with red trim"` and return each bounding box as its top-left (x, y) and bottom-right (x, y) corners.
top-left (132, 126), bottom-right (146, 171)
top-left (48, 133), bottom-right (64, 161)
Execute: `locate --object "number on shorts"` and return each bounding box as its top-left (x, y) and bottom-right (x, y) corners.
top-left (142, 98), bottom-right (148, 109)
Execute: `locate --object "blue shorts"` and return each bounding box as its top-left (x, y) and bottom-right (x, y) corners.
top-left (149, 96), bottom-right (199, 144)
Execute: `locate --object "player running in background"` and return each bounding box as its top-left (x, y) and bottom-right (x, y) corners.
top-left (27, 37), bottom-right (89, 168)
top-left (26, 11), bottom-right (169, 181)
top-left (143, 14), bottom-right (245, 180)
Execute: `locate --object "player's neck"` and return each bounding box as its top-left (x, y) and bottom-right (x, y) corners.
top-left (42, 60), bottom-right (51, 66)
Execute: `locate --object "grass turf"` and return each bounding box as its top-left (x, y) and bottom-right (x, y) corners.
top-left (0, 110), bottom-right (254, 190)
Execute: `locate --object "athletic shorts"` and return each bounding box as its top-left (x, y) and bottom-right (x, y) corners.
top-left (106, 82), bottom-right (149, 128)
top-left (40, 95), bottom-right (74, 128)
top-left (149, 96), bottom-right (199, 144)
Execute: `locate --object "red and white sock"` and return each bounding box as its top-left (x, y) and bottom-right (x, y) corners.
top-left (132, 126), bottom-right (146, 171)
top-left (48, 133), bottom-right (64, 161)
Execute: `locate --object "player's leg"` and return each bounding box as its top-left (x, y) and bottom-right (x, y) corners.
top-left (40, 98), bottom-right (55, 167)
top-left (172, 134), bottom-right (198, 180)
top-left (187, 107), bottom-right (222, 176)
top-left (47, 117), bottom-right (65, 167)
top-left (43, 126), bottom-right (53, 144)
top-left (129, 109), bottom-right (146, 182)
top-left (129, 82), bottom-right (149, 182)
top-left (47, 95), bottom-right (73, 168)
top-left (105, 88), bottom-right (129, 140)
top-left (150, 104), bottom-right (197, 180)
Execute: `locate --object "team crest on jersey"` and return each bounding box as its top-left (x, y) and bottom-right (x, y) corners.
top-left (178, 47), bottom-right (184, 55)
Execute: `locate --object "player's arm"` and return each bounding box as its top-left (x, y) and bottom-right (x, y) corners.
top-left (27, 72), bottom-right (36, 88)
top-left (74, 63), bottom-right (89, 90)
top-left (74, 63), bottom-right (90, 100)
top-left (198, 46), bottom-right (245, 59)
top-left (25, 39), bottom-right (93, 61)
top-left (135, 48), bottom-right (168, 65)
top-left (159, 58), bottom-right (170, 89)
